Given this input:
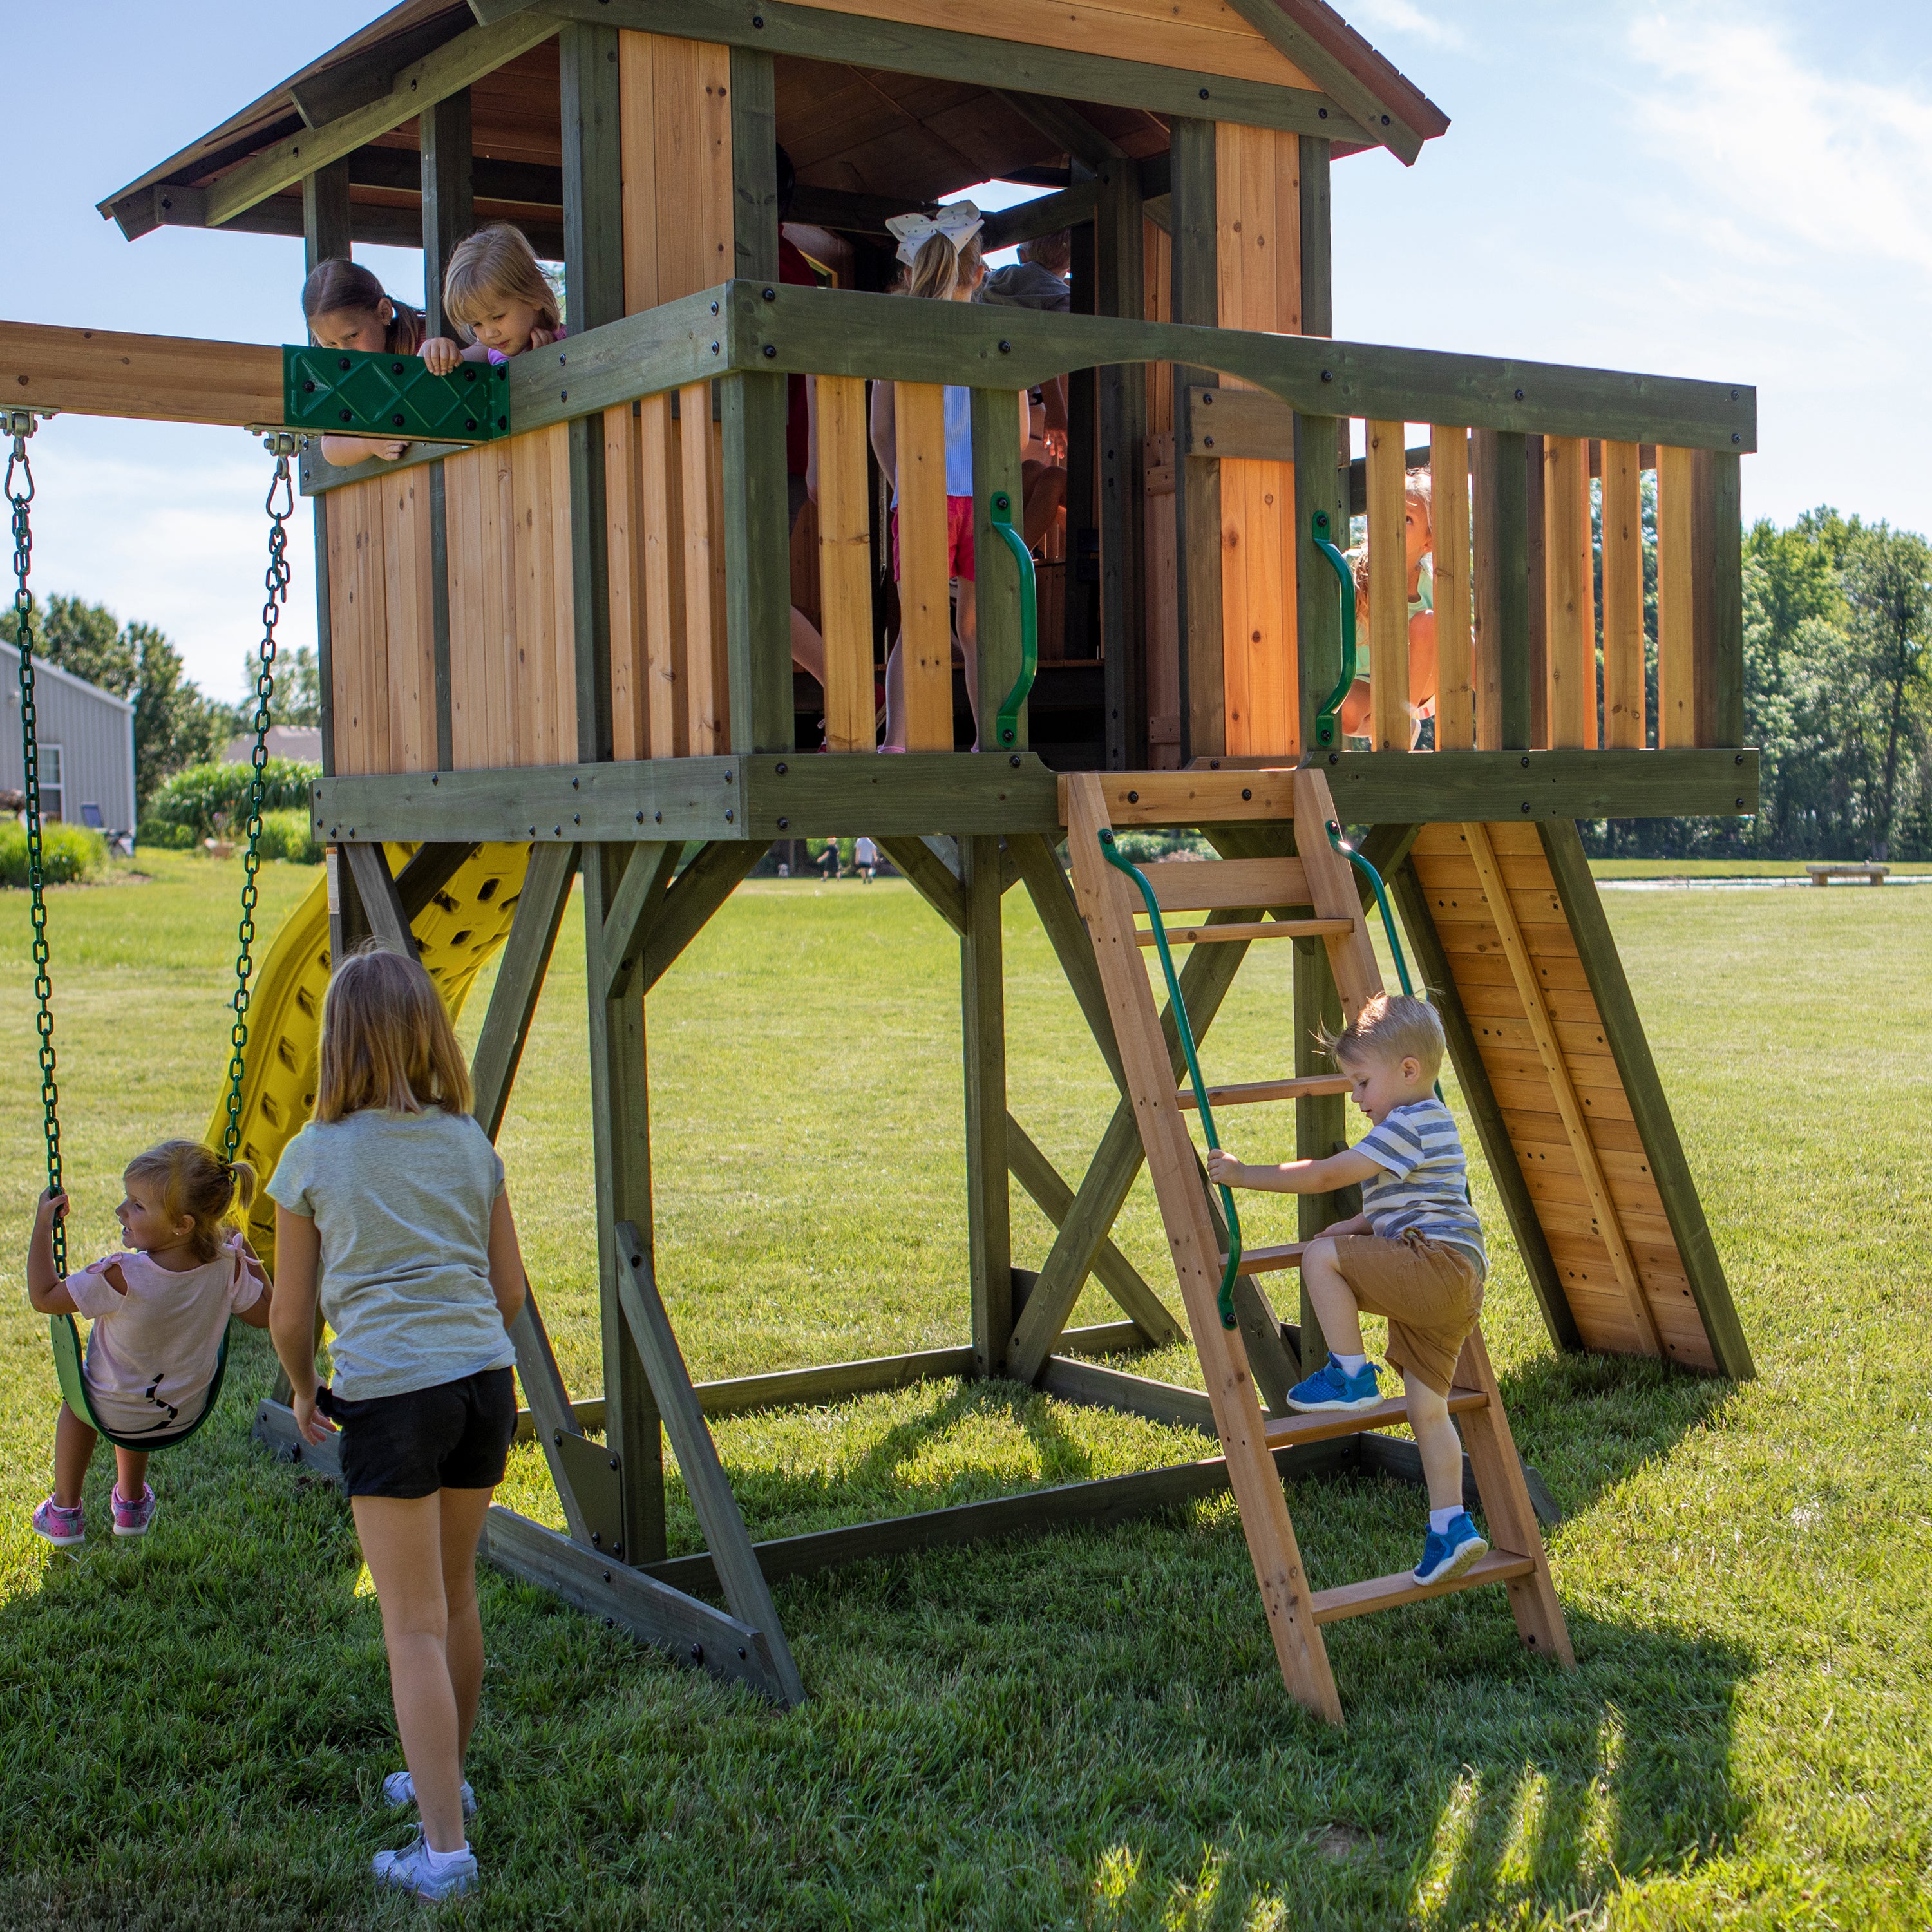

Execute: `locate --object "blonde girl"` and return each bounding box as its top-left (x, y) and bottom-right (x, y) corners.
top-left (26, 1142), bottom-right (270, 1546)
top-left (267, 943), bottom-right (528, 1904)
top-left (302, 258), bottom-right (428, 466)
top-left (421, 223), bottom-right (563, 373)
top-left (1340, 468), bottom-right (1439, 746)
top-left (870, 204), bottom-right (1030, 751)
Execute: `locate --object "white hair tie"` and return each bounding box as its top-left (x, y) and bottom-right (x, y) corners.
top-left (886, 201), bottom-right (985, 267)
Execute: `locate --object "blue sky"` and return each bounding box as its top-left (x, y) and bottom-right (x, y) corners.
top-left (4, 1), bottom-right (1929, 701)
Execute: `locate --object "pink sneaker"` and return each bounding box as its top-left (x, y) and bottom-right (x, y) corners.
top-left (32, 1496), bottom-right (84, 1548)
top-left (111, 1482), bottom-right (157, 1538)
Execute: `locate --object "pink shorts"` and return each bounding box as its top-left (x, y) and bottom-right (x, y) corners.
top-left (889, 495), bottom-right (975, 583)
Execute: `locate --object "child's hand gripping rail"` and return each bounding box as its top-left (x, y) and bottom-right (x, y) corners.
top-left (987, 489), bottom-right (1038, 750)
top-left (1097, 828), bottom-right (1242, 1329)
top-left (1310, 509), bottom-right (1358, 752)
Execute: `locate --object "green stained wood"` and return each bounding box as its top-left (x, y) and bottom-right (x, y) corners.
top-left (301, 162), bottom-right (351, 273)
top-left (1097, 152), bottom-right (1147, 772)
top-left (970, 390), bottom-right (1027, 748)
top-left (1007, 1118), bottom-right (1180, 1345)
top-left (1701, 449), bottom-right (1745, 747)
top-left (639, 840), bottom-right (771, 995)
top-left (343, 842), bottom-right (419, 961)
top-left (1038, 1358), bottom-right (1215, 1434)
top-left (506, 1290), bottom-right (598, 1548)
top-left (721, 373), bottom-right (795, 753)
top-left (1218, 0), bottom-right (1425, 163)
top-left (876, 835), bottom-right (968, 935)
top-left (729, 46), bottom-right (780, 283)
top-left (1295, 412), bottom-right (1343, 738)
top-left (600, 841), bottom-right (682, 999)
top-left (1488, 431), bottom-right (1533, 749)
top-left (303, 164), bottom-right (349, 781)
top-left (393, 840), bottom-right (481, 921)
top-left (1168, 119), bottom-right (1222, 762)
top-left (983, 182), bottom-right (1101, 254)
top-left (582, 845), bottom-right (667, 1566)
top-left (1009, 832), bottom-right (1127, 1094)
top-left (421, 88), bottom-right (474, 341)
top-left (484, 1506), bottom-right (795, 1701)
top-left (1536, 819), bottom-right (1755, 1380)
top-left (995, 91), bottom-right (1125, 172)
top-left (469, 840), bottom-right (579, 1139)
top-left (1291, 932), bottom-right (1344, 1374)
top-left (1298, 136), bottom-right (1332, 339)
top-left (614, 1227), bottom-right (806, 1703)
top-left (478, 0), bottom-right (1372, 140)
top-left (1387, 848), bottom-right (1579, 1356)
top-left (1005, 916), bottom-right (1253, 1383)
top-left (962, 837), bottom-right (1012, 1376)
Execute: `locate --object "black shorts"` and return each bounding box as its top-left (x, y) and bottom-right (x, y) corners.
top-left (319, 1367), bottom-right (516, 1500)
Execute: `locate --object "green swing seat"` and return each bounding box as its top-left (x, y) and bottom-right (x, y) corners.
top-left (48, 1307), bottom-right (232, 1454)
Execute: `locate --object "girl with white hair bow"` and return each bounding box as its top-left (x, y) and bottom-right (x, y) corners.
top-left (869, 202), bottom-right (1030, 750)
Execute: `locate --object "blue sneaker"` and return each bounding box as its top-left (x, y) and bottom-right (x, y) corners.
top-left (1285, 1358), bottom-right (1384, 1414)
top-left (372, 1831), bottom-right (477, 1902)
top-left (1414, 1512), bottom-right (1488, 1586)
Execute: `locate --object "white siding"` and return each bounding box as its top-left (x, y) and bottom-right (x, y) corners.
top-left (0, 641), bottom-right (137, 833)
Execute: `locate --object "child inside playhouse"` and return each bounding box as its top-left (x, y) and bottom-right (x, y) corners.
top-left (1340, 467), bottom-right (1438, 748)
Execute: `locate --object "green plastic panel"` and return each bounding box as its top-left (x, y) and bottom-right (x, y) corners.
top-left (283, 345), bottom-right (511, 443)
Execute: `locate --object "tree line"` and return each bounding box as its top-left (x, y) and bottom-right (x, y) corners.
top-left (0, 595), bottom-right (321, 813)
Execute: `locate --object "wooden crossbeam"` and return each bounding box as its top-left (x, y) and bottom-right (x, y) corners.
top-left (601, 841), bottom-right (681, 999)
top-left (343, 842), bottom-right (419, 963)
top-left (0, 321), bottom-right (282, 428)
top-left (470, 842), bottom-right (579, 1140)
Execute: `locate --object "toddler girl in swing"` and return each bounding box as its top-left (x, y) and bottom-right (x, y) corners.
top-left (26, 1142), bottom-right (272, 1546)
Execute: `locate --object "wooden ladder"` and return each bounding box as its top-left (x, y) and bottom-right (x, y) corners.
top-left (1064, 770), bottom-right (1575, 1721)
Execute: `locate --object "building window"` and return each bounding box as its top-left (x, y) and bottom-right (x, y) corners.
top-left (38, 744), bottom-right (62, 822)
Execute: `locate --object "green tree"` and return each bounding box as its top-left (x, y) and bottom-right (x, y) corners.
top-left (1841, 524), bottom-right (1932, 858)
top-left (1, 594), bottom-right (236, 811)
top-left (240, 641), bottom-right (321, 726)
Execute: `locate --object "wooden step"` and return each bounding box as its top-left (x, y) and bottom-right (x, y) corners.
top-left (1262, 1385), bottom-right (1487, 1452)
top-left (1310, 1549), bottom-right (1536, 1625)
top-left (1130, 855), bottom-right (1310, 913)
top-left (1179, 1074), bottom-right (1351, 1109)
top-left (1227, 1242), bottom-right (1306, 1276)
top-left (1137, 917), bottom-right (1354, 947)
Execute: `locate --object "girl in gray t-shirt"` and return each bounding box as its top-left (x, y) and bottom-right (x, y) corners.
top-left (267, 944), bottom-right (529, 1905)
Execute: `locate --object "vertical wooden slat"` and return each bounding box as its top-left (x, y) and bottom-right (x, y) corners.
top-left (971, 388), bottom-right (1028, 746)
top-left (1491, 431), bottom-right (1533, 750)
top-left (814, 372), bottom-right (873, 753)
top-left (606, 404), bottom-right (647, 760)
top-left (1365, 420), bottom-right (1408, 752)
top-left (1169, 115), bottom-right (1222, 762)
top-left (1542, 435), bottom-right (1592, 750)
top-left (1656, 444), bottom-right (1696, 748)
top-left (1098, 153), bottom-right (1148, 771)
top-left (444, 450), bottom-right (479, 768)
top-left (706, 412), bottom-right (730, 750)
top-left (420, 90), bottom-right (473, 342)
top-left (1706, 449), bottom-right (1745, 747)
top-left (488, 440), bottom-right (518, 768)
top-left (639, 393), bottom-right (684, 757)
top-left (678, 383), bottom-right (721, 753)
top-left (1431, 424), bottom-right (1473, 752)
top-left (1470, 428), bottom-right (1501, 750)
top-left (551, 422), bottom-right (580, 764)
top-left (1524, 434), bottom-right (1547, 746)
top-left (381, 468), bottom-right (436, 773)
top-left (1599, 438), bottom-right (1645, 749)
top-left (895, 381), bottom-right (952, 752)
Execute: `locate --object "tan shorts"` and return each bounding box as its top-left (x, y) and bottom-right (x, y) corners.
top-left (1327, 1231), bottom-right (1484, 1397)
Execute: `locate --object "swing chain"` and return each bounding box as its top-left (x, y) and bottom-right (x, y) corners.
top-left (8, 415), bottom-right (63, 1276)
top-left (218, 441), bottom-right (293, 1166)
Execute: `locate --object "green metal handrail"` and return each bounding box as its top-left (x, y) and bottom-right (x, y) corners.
top-left (1098, 829), bottom-right (1242, 1330)
top-left (1325, 820), bottom-right (1414, 996)
top-left (1310, 509), bottom-right (1357, 752)
top-left (989, 489), bottom-right (1038, 751)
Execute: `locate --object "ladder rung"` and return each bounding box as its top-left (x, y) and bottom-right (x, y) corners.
top-left (1310, 1550), bottom-right (1537, 1625)
top-left (1127, 855), bottom-right (1311, 913)
top-left (1227, 1242), bottom-right (1306, 1276)
top-left (1179, 1074), bottom-right (1351, 1109)
top-left (1262, 1386), bottom-right (1488, 1452)
top-left (1135, 918), bottom-right (1354, 947)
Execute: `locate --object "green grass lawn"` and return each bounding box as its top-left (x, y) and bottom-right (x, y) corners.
top-left (1, 849), bottom-right (1927, 1929)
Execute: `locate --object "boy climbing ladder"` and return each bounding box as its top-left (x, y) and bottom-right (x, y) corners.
top-left (1063, 768), bottom-right (1573, 1723)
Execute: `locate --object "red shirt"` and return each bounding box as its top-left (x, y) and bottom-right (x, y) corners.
top-left (779, 234), bottom-right (816, 477)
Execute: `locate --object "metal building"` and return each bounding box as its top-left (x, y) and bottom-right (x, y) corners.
top-left (1, 641), bottom-right (137, 838)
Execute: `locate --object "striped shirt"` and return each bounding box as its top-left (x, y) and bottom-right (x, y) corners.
top-left (1356, 1097), bottom-right (1486, 1273)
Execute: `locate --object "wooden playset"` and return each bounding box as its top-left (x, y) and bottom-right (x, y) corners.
top-left (5, 0), bottom-right (1756, 1722)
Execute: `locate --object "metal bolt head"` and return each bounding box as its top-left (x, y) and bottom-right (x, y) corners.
top-left (607, 1454), bottom-right (619, 1471)
top-left (775, 761), bottom-right (788, 775)
top-left (763, 287), bottom-right (776, 301)
top-left (998, 341), bottom-right (1012, 354)
top-left (690, 1643), bottom-right (705, 1662)
top-left (763, 344), bottom-right (777, 359)
top-left (777, 816), bottom-right (789, 829)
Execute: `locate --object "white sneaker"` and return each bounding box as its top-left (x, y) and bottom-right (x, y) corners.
top-left (383, 1769), bottom-right (477, 1818)
top-left (372, 1832), bottom-right (477, 1902)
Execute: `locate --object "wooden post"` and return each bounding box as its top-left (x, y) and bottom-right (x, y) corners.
top-left (1656, 445), bottom-right (1696, 748)
top-left (421, 91), bottom-right (471, 773)
top-left (1526, 433), bottom-right (1547, 748)
top-left (1064, 220), bottom-right (1098, 665)
top-left (561, 22), bottom-right (623, 762)
top-left (814, 374), bottom-right (873, 753)
top-left (1293, 933), bottom-right (1347, 1376)
top-left (303, 164), bottom-right (350, 783)
top-left (961, 836), bottom-right (1011, 1377)
top-left (1295, 137), bottom-right (1338, 760)
top-left (1298, 136), bottom-right (1332, 339)
top-left (1097, 154), bottom-right (1148, 771)
top-left (1470, 429), bottom-right (1500, 750)
top-left (1542, 435), bottom-right (1593, 749)
top-left (1489, 431), bottom-right (1533, 750)
top-left (1365, 421), bottom-right (1408, 752)
top-left (1169, 117), bottom-right (1223, 763)
top-left (895, 383), bottom-right (952, 751)
top-left (1700, 448), bottom-right (1745, 747)
top-left (583, 843), bottom-right (666, 1564)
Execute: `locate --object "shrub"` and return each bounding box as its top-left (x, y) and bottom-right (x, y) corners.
top-left (252, 808), bottom-right (322, 866)
top-left (0, 820), bottom-right (106, 887)
top-left (136, 819), bottom-right (196, 851)
top-left (145, 759), bottom-right (321, 840)
top-left (1111, 829), bottom-right (1215, 864)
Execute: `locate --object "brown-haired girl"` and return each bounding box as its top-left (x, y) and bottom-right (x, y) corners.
top-left (26, 1142), bottom-right (271, 1546)
top-left (301, 258), bottom-right (429, 467)
top-left (266, 942), bottom-right (529, 1905)
top-left (420, 223), bottom-right (563, 374)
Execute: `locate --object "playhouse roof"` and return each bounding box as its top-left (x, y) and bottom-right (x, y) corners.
top-left (99, 0), bottom-right (1448, 250)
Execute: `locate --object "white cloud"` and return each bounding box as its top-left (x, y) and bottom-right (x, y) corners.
top-left (1346, 0), bottom-right (1467, 52)
top-left (1627, 8), bottom-right (1932, 276)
